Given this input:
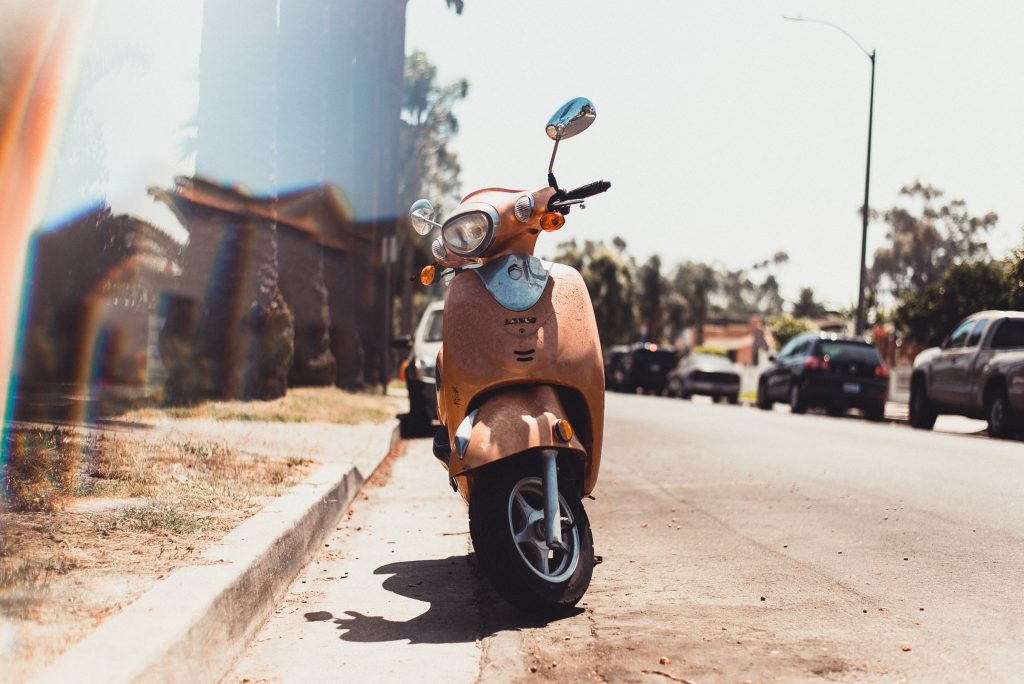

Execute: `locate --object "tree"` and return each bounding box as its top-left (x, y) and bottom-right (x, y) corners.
top-left (555, 238), bottom-right (638, 346)
top-left (893, 261), bottom-right (1009, 347)
top-left (792, 287), bottom-right (826, 318)
top-left (1006, 245), bottom-right (1024, 310)
top-left (397, 50), bottom-right (468, 334)
top-left (671, 261), bottom-right (717, 346)
top-left (870, 181), bottom-right (998, 302)
top-left (637, 255), bottom-right (665, 342)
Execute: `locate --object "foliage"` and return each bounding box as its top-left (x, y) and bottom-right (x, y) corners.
top-left (637, 255), bottom-right (664, 341)
top-left (555, 238), bottom-right (638, 346)
top-left (792, 287), bottom-right (826, 318)
top-left (693, 346), bottom-right (728, 357)
top-left (397, 50), bottom-right (468, 335)
top-left (3, 427), bottom-right (81, 512)
top-left (668, 261), bottom-right (717, 344)
top-left (243, 291), bottom-right (294, 401)
top-left (767, 315), bottom-right (812, 351)
top-left (713, 252), bottom-right (788, 321)
top-left (870, 181), bottom-right (997, 301)
top-left (399, 50), bottom-right (468, 214)
top-left (1006, 246), bottom-right (1024, 310)
top-left (893, 261), bottom-right (1009, 347)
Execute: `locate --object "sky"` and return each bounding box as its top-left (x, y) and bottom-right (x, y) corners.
top-left (405, 0), bottom-right (1024, 310)
top-left (43, 0), bottom-right (203, 242)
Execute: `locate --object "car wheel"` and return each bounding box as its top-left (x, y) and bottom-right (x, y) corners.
top-left (788, 382), bottom-right (807, 415)
top-left (756, 380), bottom-right (772, 411)
top-left (908, 377), bottom-right (937, 430)
top-left (712, 395), bottom-right (722, 404)
top-left (727, 394), bottom-right (739, 405)
top-left (826, 406), bottom-right (844, 418)
top-left (987, 386), bottom-right (1018, 439)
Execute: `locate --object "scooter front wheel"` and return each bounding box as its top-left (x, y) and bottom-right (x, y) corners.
top-left (469, 459), bottom-right (594, 616)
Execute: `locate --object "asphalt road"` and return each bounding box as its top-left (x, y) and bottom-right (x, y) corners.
top-left (228, 394), bottom-right (1024, 683)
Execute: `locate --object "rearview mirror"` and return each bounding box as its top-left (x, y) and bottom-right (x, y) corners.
top-left (409, 199), bottom-right (438, 235)
top-left (545, 97), bottom-right (597, 141)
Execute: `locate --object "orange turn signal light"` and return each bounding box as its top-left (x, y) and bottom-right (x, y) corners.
top-left (554, 419), bottom-right (573, 442)
top-left (540, 212), bottom-right (565, 232)
top-left (419, 264), bottom-right (437, 285)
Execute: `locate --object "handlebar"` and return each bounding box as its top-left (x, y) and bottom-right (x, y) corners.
top-left (563, 180), bottom-right (611, 201)
top-left (548, 179), bottom-right (611, 213)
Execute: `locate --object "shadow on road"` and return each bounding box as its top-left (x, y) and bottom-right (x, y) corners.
top-left (303, 554), bottom-right (579, 644)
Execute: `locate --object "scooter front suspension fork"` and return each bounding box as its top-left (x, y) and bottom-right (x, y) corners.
top-left (541, 449), bottom-right (566, 551)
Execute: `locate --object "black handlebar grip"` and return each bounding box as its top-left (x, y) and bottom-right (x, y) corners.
top-left (563, 180), bottom-right (611, 201)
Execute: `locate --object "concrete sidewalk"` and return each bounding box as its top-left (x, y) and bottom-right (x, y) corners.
top-left (33, 419), bottom-right (400, 684)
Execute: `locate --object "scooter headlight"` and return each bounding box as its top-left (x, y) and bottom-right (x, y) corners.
top-left (441, 203), bottom-right (499, 257)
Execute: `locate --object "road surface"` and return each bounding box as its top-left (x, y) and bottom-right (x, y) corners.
top-left (228, 394), bottom-right (1024, 683)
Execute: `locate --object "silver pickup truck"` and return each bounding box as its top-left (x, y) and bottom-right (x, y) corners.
top-left (909, 310), bottom-right (1024, 439)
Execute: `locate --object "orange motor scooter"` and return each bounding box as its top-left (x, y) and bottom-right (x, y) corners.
top-left (409, 97), bottom-right (610, 614)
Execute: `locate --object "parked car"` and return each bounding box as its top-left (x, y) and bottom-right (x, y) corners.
top-left (604, 343), bottom-right (678, 395)
top-left (909, 310), bottom-right (1024, 438)
top-left (756, 332), bottom-right (889, 421)
top-left (667, 352), bottom-right (740, 403)
top-left (398, 300), bottom-right (444, 431)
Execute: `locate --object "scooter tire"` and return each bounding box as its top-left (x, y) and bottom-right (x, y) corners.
top-left (469, 459), bottom-right (594, 617)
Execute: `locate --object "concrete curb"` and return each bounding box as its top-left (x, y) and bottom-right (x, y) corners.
top-left (33, 419), bottom-right (400, 684)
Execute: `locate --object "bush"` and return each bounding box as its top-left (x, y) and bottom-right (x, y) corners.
top-left (768, 315), bottom-right (812, 350)
top-left (894, 261), bottom-right (1009, 347)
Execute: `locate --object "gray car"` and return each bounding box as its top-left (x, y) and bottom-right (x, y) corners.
top-left (667, 353), bottom-right (741, 403)
top-left (401, 300), bottom-right (444, 431)
top-left (909, 310), bottom-right (1024, 439)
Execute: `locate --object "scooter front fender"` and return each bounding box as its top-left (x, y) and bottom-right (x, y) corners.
top-left (449, 385), bottom-right (588, 497)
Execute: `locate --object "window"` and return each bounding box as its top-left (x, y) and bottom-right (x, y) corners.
top-left (990, 319), bottom-right (1024, 350)
top-left (777, 335), bottom-right (805, 359)
top-left (819, 341), bottom-right (882, 364)
top-left (966, 318), bottom-right (989, 347)
top-left (945, 319), bottom-right (976, 349)
top-left (423, 310), bottom-right (444, 342)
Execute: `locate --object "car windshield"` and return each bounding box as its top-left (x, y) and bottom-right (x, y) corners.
top-left (818, 341), bottom-right (881, 365)
top-left (692, 354), bottom-right (733, 370)
top-left (423, 310), bottom-right (444, 342)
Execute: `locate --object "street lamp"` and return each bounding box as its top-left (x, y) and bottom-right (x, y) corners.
top-left (784, 15), bottom-right (875, 336)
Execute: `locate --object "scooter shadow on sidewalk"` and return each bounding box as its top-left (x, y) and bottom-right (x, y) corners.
top-left (303, 554), bottom-right (582, 644)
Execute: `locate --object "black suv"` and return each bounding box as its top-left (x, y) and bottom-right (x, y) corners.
top-left (604, 343), bottom-right (679, 395)
top-left (756, 332), bottom-right (889, 421)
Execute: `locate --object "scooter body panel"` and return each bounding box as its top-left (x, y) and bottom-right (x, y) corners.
top-left (438, 260), bottom-right (604, 494)
top-left (448, 385), bottom-right (587, 501)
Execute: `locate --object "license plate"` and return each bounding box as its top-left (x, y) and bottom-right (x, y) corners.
top-left (843, 382), bottom-right (861, 394)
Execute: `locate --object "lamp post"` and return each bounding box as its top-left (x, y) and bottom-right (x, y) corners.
top-left (784, 15), bottom-right (875, 336)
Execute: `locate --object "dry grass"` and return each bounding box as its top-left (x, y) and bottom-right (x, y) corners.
top-left (129, 386), bottom-right (397, 425)
top-left (1, 386), bottom-right (388, 679)
top-left (3, 427), bottom-right (82, 512)
top-left (0, 429), bottom-right (314, 617)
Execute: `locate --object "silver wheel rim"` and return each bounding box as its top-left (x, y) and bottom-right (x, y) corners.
top-left (507, 476), bottom-right (580, 583)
